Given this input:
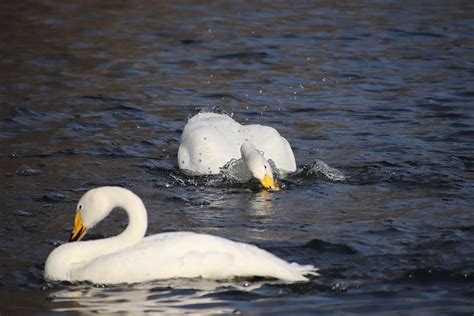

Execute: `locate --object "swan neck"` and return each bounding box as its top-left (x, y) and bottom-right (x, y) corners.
top-left (111, 188), bottom-right (148, 244)
top-left (240, 143), bottom-right (260, 162)
top-left (44, 187), bottom-right (148, 282)
top-left (240, 143), bottom-right (271, 184)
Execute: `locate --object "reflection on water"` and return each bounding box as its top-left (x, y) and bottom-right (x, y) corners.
top-left (249, 190), bottom-right (274, 217)
top-left (50, 280), bottom-right (263, 314)
top-left (1, 0), bottom-right (473, 314)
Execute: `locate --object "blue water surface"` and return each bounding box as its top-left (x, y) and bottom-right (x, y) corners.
top-left (0, 1), bottom-right (473, 315)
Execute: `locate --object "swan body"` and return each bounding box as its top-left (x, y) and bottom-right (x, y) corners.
top-left (44, 187), bottom-right (317, 284)
top-left (178, 112), bottom-right (297, 189)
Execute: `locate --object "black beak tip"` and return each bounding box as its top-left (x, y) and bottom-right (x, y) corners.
top-left (69, 227), bottom-right (85, 242)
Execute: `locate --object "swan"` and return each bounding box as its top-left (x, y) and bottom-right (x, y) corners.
top-left (44, 187), bottom-right (317, 284)
top-left (178, 112), bottom-right (297, 190)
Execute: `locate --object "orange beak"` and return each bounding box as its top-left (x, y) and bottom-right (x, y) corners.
top-left (69, 211), bottom-right (88, 242)
top-left (259, 173), bottom-right (280, 191)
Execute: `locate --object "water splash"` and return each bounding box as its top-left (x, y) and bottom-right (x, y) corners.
top-left (298, 160), bottom-right (347, 182)
top-left (170, 158), bottom-right (345, 188)
top-left (219, 158), bottom-right (253, 183)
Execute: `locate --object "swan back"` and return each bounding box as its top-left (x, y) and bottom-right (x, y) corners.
top-left (57, 232), bottom-right (316, 283)
top-left (178, 113), bottom-right (297, 175)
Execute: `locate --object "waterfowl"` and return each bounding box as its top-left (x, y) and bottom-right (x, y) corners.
top-left (44, 187), bottom-right (317, 284)
top-left (178, 112), bottom-right (297, 189)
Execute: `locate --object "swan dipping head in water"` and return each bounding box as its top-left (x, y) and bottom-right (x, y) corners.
top-left (240, 143), bottom-right (278, 190)
top-left (44, 187), bottom-right (317, 284)
top-left (177, 112), bottom-right (297, 190)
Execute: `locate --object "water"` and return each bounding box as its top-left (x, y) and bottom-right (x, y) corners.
top-left (1, 0), bottom-right (473, 314)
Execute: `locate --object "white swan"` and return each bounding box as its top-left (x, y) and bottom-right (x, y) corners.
top-left (44, 187), bottom-right (317, 284)
top-left (178, 112), bottom-right (297, 190)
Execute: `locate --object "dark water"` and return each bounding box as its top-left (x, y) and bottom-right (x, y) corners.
top-left (1, 1), bottom-right (474, 314)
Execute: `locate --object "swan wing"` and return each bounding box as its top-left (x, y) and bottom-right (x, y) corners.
top-left (71, 232), bottom-right (316, 284)
top-left (178, 113), bottom-right (242, 174)
top-left (177, 113), bottom-right (296, 174)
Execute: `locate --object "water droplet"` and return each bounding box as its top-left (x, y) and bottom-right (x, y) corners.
top-left (12, 210), bottom-right (34, 217)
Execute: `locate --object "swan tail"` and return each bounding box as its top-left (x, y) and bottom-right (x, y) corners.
top-left (291, 262), bottom-right (319, 279)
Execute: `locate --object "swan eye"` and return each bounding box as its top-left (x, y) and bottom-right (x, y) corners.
top-left (78, 205), bottom-right (83, 211)
top-left (264, 165), bottom-right (267, 169)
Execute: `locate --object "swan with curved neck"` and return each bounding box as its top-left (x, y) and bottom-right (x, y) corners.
top-left (44, 187), bottom-right (317, 284)
top-left (178, 112), bottom-right (297, 190)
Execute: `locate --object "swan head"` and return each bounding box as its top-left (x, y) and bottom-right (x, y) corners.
top-left (240, 143), bottom-right (279, 190)
top-left (69, 187), bottom-right (114, 242)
